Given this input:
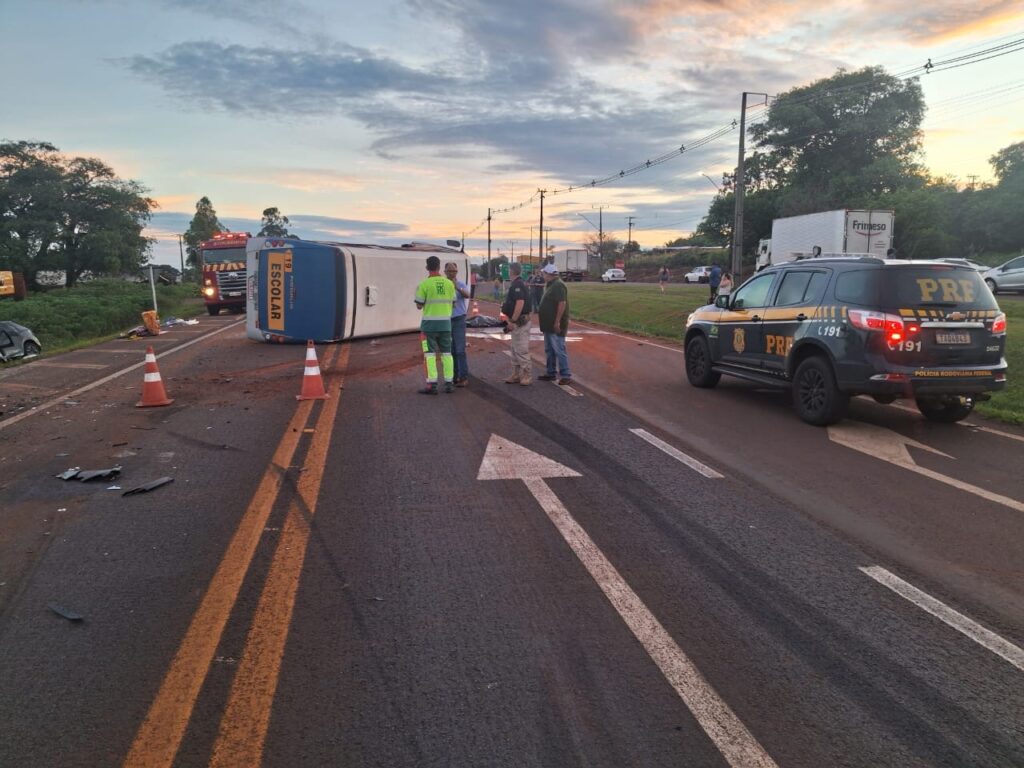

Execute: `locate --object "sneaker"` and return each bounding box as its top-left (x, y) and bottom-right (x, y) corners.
top-left (557, 378), bottom-right (572, 385)
top-left (519, 378), bottom-right (531, 386)
top-left (444, 382), bottom-right (455, 393)
top-left (455, 378), bottom-right (469, 388)
top-left (537, 374), bottom-right (557, 381)
top-left (504, 375), bottom-right (521, 384)
top-left (418, 384), bottom-right (438, 395)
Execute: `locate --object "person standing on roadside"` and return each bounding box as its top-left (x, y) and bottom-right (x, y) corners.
top-left (537, 263), bottom-right (572, 384)
top-left (470, 270), bottom-right (478, 299)
top-left (445, 261), bottom-right (471, 388)
top-left (718, 271), bottom-right (733, 298)
top-left (501, 262), bottom-right (532, 386)
top-left (708, 263), bottom-right (722, 304)
top-left (529, 268), bottom-right (545, 310)
top-left (658, 265), bottom-right (670, 293)
top-left (414, 255), bottom-right (456, 394)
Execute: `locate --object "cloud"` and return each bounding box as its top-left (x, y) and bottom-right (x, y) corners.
top-left (147, 211), bottom-right (409, 243)
top-left (118, 41), bottom-right (457, 113)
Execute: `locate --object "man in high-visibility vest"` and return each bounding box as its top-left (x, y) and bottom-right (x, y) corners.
top-left (414, 255), bottom-right (456, 394)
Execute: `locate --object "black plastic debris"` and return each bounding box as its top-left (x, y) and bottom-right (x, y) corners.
top-left (76, 466), bottom-right (122, 482)
top-left (57, 466), bottom-right (122, 482)
top-left (122, 477), bottom-right (173, 496)
top-left (48, 603), bottom-right (83, 622)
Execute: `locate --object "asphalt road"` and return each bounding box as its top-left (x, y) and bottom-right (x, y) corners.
top-left (0, 311), bottom-right (1021, 767)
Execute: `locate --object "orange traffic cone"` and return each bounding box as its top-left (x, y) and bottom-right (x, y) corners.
top-left (296, 340), bottom-right (328, 401)
top-left (136, 346), bottom-right (174, 407)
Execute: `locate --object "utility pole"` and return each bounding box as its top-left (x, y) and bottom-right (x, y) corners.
top-left (732, 92), bottom-right (768, 280)
top-left (538, 190), bottom-right (545, 266)
top-left (598, 206), bottom-right (604, 264)
top-left (487, 208), bottom-right (492, 276)
top-left (543, 227), bottom-right (552, 262)
top-left (177, 234), bottom-right (185, 280)
top-left (509, 240), bottom-right (516, 262)
top-left (529, 226), bottom-right (534, 260)
top-left (626, 216), bottom-right (636, 261)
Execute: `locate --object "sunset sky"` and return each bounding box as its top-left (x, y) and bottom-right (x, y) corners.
top-left (3, 0), bottom-right (1023, 268)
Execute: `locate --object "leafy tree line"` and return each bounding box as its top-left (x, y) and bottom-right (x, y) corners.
top-left (678, 67), bottom-right (1024, 262)
top-left (0, 140), bottom-right (296, 288)
top-left (0, 141), bottom-right (155, 288)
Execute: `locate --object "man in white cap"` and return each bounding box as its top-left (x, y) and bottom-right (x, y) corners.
top-left (537, 263), bottom-right (572, 384)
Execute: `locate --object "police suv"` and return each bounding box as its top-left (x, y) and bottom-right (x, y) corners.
top-left (684, 255), bottom-right (1008, 426)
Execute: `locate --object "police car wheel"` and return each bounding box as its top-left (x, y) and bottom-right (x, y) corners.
top-left (792, 357), bottom-right (848, 426)
top-left (685, 335), bottom-right (720, 388)
top-left (916, 396), bottom-right (974, 423)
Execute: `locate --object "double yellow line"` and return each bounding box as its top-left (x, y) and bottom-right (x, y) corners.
top-left (124, 344), bottom-right (350, 768)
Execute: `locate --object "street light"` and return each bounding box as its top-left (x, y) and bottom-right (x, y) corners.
top-left (701, 173), bottom-right (720, 191)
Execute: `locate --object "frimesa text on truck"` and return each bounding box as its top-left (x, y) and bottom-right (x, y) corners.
top-left (200, 232), bottom-right (251, 315)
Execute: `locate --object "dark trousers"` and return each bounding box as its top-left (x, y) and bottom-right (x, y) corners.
top-left (451, 314), bottom-right (468, 380)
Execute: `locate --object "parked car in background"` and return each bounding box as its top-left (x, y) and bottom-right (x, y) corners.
top-left (601, 268), bottom-right (626, 282)
top-left (939, 258), bottom-right (987, 272)
top-left (0, 321), bottom-right (42, 362)
top-left (684, 266), bottom-right (713, 283)
top-left (983, 255), bottom-right (1024, 294)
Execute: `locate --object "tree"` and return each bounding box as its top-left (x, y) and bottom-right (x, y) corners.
top-left (583, 233), bottom-right (622, 264)
top-left (0, 141), bottom-right (154, 288)
top-left (183, 196), bottom-right (223, 269)
top-left (990, 141), bottom-right (1024, 182)
top-left (750, 66), bottom-right (926, 212)
top-left (257, 206), bottom-right (292, 237)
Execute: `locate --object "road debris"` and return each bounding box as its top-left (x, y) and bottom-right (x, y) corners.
top-left (122, 476), bottom-right (173, 496)
top-left (57, 466), bottom-right (122, 482)
top-left (48, 603), bottom-right (83, 622)
top-left (57, 467), bottom-right (81, 480)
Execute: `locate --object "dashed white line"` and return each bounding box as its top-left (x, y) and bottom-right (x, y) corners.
top-left (861, 566), bottom-right (1024, 672)
top-left (0, 320), bottom-right (245, 432)
top-left (630, 428), bottom-right (724, 479)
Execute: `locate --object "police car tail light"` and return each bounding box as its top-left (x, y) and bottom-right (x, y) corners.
top-left (991, 313), bottom-right (1007, 334)
top-left (848, 309), bottom-right (904, 341)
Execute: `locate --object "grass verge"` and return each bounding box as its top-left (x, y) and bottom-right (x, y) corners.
top-left (567, 282), bottom-right (1022, 425)
top-left (0, 279), bottom-right (204, 356)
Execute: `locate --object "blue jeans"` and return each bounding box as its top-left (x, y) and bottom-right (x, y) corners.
top-left (544, 332), bottom-right (571, 378)
top-left (451, 314), bottom-right (468, 380)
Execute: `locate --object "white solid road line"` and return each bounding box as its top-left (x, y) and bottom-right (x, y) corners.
top-left (860, 566), bottom-right (1024, 673)
top-left (630, 428), bottom-right (724, 479)
top-left (0, 319), bottom-right (245, 432)
top-left (525, 476), bottom-right (776, 768)
top-left (478, 435), bottom-right (776, 768)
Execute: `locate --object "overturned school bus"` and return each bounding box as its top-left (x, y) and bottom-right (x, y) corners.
top-left (245, 238), bottom-right (470, 343)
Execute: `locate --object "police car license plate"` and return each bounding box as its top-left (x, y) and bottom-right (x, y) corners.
top-left (936, 331), bottom-right (970, 345)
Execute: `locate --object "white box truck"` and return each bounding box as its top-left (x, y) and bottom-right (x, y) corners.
top-left (756, 209), bottom-right (894, 270)
top-left (551, 249), bottom-right (588, 281)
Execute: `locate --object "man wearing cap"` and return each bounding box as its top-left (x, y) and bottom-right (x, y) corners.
top-left (537, 263), bottom-right (572, 384)
top-left (414, 255), bottom-right (456, 394)
top-left (500, 262), bottom-right (532, 385)
top-left (444, 261), bottom-right (471, 387)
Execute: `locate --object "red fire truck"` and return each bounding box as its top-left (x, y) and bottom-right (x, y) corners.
top-left (199, 232), bottom-right (251, 315)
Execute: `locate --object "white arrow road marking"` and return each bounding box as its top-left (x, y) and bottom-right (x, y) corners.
top-left (861, 566), bottom-right (1024, 672)
top-left (630, 429), bottom-right (724, 479)
top-left (828, 422), bottom-right (1023, 513)
top-left (478, 435), bottom-right (776, 768)
top-left (864, 398), bottom-right (1024, 443)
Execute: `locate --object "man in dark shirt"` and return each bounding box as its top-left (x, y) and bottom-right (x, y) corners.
top-left (708, 263), bottom-right (722, 304)
top-left (500, 262), bottom-right (532, 385)
top-left (537, 264), bottom-right (571, 384)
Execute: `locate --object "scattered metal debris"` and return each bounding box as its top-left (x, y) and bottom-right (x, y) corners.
top-left (107, 485), bottom-right (122, 491)
top-left (75, 466), bottom-right (122, 482)
top-left (122, 476), bottom-right (173, 496)
top-left (57, 467), bottom-right (81, 480)
top-left (48, 603), bottom-right (83, 622)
